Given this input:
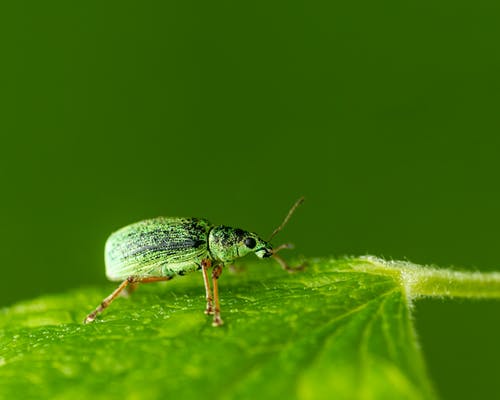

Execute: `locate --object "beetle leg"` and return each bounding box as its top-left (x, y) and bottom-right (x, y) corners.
top-left (84, 275), bottom-right (173, 324)
top-left (272, 254), bottom-right (306, 273)
top-left (272, 243), bottom-right (294, 254)
top-left (84, 278), bottom-right (132, 323)
top-left (228, 264), bottom-right (245, 274)
top-left (135, 276), bottom-right (174, 284)
top-left (211, 264), bottom-right (224, 327)
top-left (201, 259), bottom-right (213, 315)
top-left (120, 282), bottom-right (138, 298)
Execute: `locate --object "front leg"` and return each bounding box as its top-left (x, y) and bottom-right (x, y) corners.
top-left (201, 259), bottom-right (213, 315)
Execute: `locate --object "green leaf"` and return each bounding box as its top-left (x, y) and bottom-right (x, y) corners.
top-left (1, 257), bottom-right (499, 400)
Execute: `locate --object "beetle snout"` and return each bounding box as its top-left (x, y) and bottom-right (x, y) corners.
top-left (263, 249), bottom-right (273, 258)
top-left (255, 246), bottom-right (273, 259)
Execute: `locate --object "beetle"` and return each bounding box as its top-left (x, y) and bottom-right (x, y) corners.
top-left (84, 197), bottom-right (304, 326)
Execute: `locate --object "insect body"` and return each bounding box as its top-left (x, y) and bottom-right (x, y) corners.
top-left (84, 198), bottom-right (304, 326)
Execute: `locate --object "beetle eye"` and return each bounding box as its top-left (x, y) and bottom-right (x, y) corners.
top-left (244, 237), bottom-right (256, 249)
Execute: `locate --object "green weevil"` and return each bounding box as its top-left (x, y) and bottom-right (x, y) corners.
top-left (85, 197), bottom-right (304, 326)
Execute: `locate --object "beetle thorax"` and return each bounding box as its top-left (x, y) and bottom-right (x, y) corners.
top-left (208, 226), bottom-right (243, 262)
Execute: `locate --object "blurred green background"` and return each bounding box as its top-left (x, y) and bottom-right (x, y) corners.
top-left (1, 1), bottom-right (499, 399)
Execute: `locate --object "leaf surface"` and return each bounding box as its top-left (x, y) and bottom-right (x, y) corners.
top-left (0, 257), bottom-right (468, 400)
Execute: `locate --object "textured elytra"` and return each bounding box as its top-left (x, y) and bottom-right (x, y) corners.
top-left (105, 217), bottom-right (212, 280)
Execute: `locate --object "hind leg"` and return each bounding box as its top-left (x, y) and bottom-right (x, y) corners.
top-left (84, 276), bottom-right (173, 323)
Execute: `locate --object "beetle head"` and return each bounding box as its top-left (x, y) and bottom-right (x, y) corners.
top-left (208, 226), bottom-right (272, 262)
top-left (208, 197), bottom-right (305, 270)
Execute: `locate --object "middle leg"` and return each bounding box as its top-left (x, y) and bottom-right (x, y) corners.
top-left (211, 264), bottom-right (224, 326)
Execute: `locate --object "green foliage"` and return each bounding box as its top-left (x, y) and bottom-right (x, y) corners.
top-left (1, 257), bottom-right (499, 400)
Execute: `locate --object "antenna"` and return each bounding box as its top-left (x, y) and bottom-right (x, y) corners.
top-left (268, 196), bottom-right (305, 242)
